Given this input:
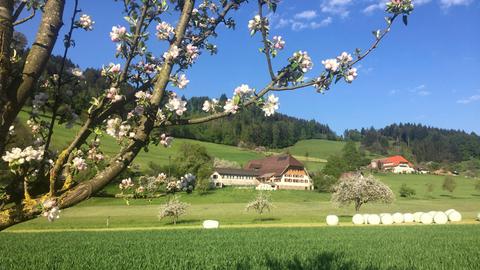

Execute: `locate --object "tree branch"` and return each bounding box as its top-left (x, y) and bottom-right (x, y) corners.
top-left (257, 0), bottom-right (275, 80)
top-left (12, 9), bottom-right (35, 26)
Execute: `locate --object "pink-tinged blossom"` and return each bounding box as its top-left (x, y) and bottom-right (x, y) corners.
top-left (163, 45), bottom-right (180, 61)
top-left (185, 44), bottom-right (199, 63)
top-left (43, 206), bottom-right (60, 222)
top-left (77, 14), bottom-right (94, 31)
top-left (136, 186), bottom-right (145, 193)
top-left (337, 52), bottom-right (353, 64)
top-left (345, 68), bottom-right (358, 83)
top-left (156, 22), bottom-right (175, 40)
top-left (72, 156), bottom-right (87, 171)
top-left (106, 118), bottom-right (131, 140)
top-left (273, 36), bottom-right (285, 50)
top-left (233, 84), bottom-right (254, 97)
top-left (165, 96), bottom-right (187, 116)
top-left (134, 91), bottom-right (151, 101)
top-left (119, 177), bottom-right (134, 190)
top-left (106, 87), bottom-right (123, 102)
top-left (160, 133), bottom-right (173, 147)
top-left (202, 99), bottom-right (218, 113)
top-left (292, 51), bottom-right (313, 73)
top-left (102, 63), bottom-right (121, 76)
top-left (173, 74), bottom-right (189, 89)
top-left (262, 94), bottom-right (279, 117)
top-left (322, 58), bottom-right (339, 72)
top-left (110, 25), bottom-right (127, 42)
top-left (87, 148), bottom-right (104, 162)
top-left (223, 99), bottom-right (239, 114)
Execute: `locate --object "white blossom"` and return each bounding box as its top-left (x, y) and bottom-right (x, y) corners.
top-left (185, 44), bottom-right (199, 63)
top-left (156, 21), bottom-right (175, 40)
top-left (165, 96), bottom-right (187, 116)
top-left (135, 91), bottom-right (151, 101)
top-left (43, 206), bottom-right (61, 222)
top-left (69, 67), bottom-right (83, 77)
top-left (322, 58), bottom-right (339, 72)
top-left (262, 94), bottom-right (279, 117)
top-left (119, 177), bottom-right (134, 190)
top-left (337, 52), bottom-right (353, 63)
top-left (106, 87), bottom-right (123, 102)
top-left (273, 36), bottom-right (285, 50)
top-left (223, 99), bottom-right (238, 114)
top-left (163, 45), bottom-right (180, 61)
top-left (202, 98), bottom-right (218, 112)
top-left (106, 117), bottom-right (131, 140)
top-left (160, 133), bottom-right (173, 147)
top-left (2, 146), bottom-right (44, 169)
top-left (345, 67), bottom-right (358, 83)
top-left (292, 51), bottom-right (313, 72)
top-left (110, 25), bottom-right (127, 42)
top-left (77, 14), bottom-right (94, 31)
top-left (72, 156), bottom-right (87, 171)
top-left (233, 84), bottom-right (254, 97)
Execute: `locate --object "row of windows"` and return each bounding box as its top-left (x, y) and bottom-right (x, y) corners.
top-left (284, 174), bottom-right (305, 178)
top-left (284, 178), bottom-right (310, 183)
top-left (221, 175), bottom-right (254, 180)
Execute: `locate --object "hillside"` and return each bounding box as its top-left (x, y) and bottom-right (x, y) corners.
top-left (16, 111), bottom-right (343, 172)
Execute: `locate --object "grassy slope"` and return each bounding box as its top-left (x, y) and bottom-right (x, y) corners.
top-left (1, 226), bottom-right (479, 269)
top-left (17, 111), bottom-right (344, 171)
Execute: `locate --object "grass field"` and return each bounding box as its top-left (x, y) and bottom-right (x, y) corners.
top-left (1, 225), bottom-right (479, 269)
top-left (6, 174), bottom-right (480, 231)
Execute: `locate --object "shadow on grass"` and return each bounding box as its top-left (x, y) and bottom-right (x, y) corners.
top-left (166, 219), bottom-right (201, 225)
top-left (234, 251), bottom-right (383, 270)
top-left (253, 217), bottom-right (280, 222)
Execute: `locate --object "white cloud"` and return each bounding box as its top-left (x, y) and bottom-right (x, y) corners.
top-left (440, 0), bottom-right (473, 8)
top-left (271, 12), bottom-right (332, 31)
top-left (321, 0), bottom-right (352, 18)
top-left (409, 84), bottom-right (431, 96)
top-left (294, 10), bottom-right (318, 20)
top-left (417, 90), bottom-right (431, 96)
top-left (457, 94), bottom-right (480, 104)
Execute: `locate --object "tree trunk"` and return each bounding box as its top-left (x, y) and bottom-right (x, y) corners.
top-left (0, 0), bottom-right (65, 154)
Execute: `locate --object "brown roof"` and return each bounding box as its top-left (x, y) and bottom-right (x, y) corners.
top-left (245, 154), bottom-right (305, 177)
top-left (214, 168), bottom-right (259, 177)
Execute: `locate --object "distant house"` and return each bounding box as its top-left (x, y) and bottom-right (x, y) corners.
top-left (370, 155), bottom-right (415, 174)
top-left (211, 154), bottom-right (313, 190)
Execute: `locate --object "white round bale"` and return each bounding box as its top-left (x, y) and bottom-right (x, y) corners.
top-left (413, 212), bottom-right (424, 223)
top-left (202, 220), bottom-right (219, 229)
top-left (477, 213), bottom-right (480, 221)
top-left (363, 214), bottom-right (370, 224)
top-left (434, 212), bottom-right (448, 224)
top-left (445, 209), bottom-right (456, 216)
top-left (393, 212), bottom-right (404, 224)
top-left (403, 213), bottom-right (415, 223)
top-left (326, 215), bottom-right (339, 226)
top-left (428, 211), bottom-right (437, 217)
top-left (381, 214), bottom-right (393, 225)
top-left (420, 213), bottom-right (433, 224)
top-left (352, 214), bottom-right (364, 225)
top-left (448, 211), bottom-right (462, 222)
top-left (368, 214), bottom-right (381, 225)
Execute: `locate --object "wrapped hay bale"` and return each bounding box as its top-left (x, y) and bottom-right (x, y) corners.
top-left (476, 213), bottom-right (480, 221)
top-left (368, 214), bottom-right (381, 225)
top-left (433, 212), bottom-right (448, 224)
top-left (202, 220), bottom-right (220, 229)
top-left (403, 213), bottom-right (415, 223)
top-left (393, 212), bottom-right (404, 224)
top-left (362, 214), bottom-right (370, 224)
top-left (420, 213), bottom-right (433, 224)
top-left (448, 211), bottom-right (462, 222)
top-left (445, 209), bottom-right (456, 216)
top-left (413, 212), bottom-right (424, 223)
top-left (326, 215), bottom-right (339, 226)
top-left (428, 211), bottom-right (437, 217)
top-left (352, 214), bottom-right (364, 225)
top-left (381, 214), bottom-right (393, 225)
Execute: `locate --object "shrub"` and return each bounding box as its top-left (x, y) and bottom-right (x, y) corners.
top-left (312, 173), bottom-right (337, 193)
top-left (442, 176), bottom-right (456, 193)
top-left (399, 184), bottom-right (416, 198)
top-left (158, 196), bottom-right (189, 225)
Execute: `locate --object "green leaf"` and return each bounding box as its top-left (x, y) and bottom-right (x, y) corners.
top-left (402, 15), bottom-right (408, 26)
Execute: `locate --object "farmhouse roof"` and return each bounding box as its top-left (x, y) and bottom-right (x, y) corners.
top-left (378, 155), bottom-right (413, 167)
top-left (214, 168), bottom-right (259, 177)
top-left (245, 154), bottom-right (305, 177)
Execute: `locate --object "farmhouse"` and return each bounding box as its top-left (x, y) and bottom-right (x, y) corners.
top-left (211, 154), bottom-right (313, 190)
top-left (370, 155), bottom-right (415, 174)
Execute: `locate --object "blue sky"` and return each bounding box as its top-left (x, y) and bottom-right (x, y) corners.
top-left (16, 0), bottom-right (480, 135)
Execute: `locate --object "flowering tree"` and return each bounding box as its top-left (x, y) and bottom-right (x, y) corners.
top-left (0, 0), bottom-right (414, 229)
top-left (331, 174), bottom-right (395, 212)
top-left (245, 192), bottom-right (273, 215)
top-left (158, 195), bottom-right (189, 225)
